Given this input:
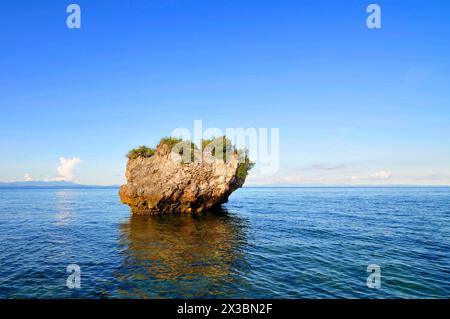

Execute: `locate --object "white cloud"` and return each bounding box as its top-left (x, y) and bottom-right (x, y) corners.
top-left (49, 157), bottom-right (82, 182)
top-left (13, 157), bottom-right (83, 183)
top-left (347, 170), bottom-right (392, 182)
top-left (370, 170), bottom-right (392, 179)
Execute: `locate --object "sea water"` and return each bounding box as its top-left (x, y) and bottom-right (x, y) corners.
top-left (0, 187), bottom-right (448, 298)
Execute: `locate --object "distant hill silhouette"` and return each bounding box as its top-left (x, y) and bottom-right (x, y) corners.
top-left (0, 181), bottom-right (118, 189)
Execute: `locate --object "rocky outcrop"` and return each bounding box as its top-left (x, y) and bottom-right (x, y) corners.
top-left (119, 143), bottom-right (249, 214)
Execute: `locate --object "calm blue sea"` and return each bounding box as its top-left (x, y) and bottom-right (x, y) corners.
top-left (0, 187), bottom-right (448, 298)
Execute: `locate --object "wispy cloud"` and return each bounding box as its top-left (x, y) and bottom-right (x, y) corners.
top-left (248, 175), bottom-right (304, 185)
top-left (370, 170), bottom-right (392, 179)
top-left (247, 166), bottom-right (397, 186)
top-left (307, 163), bottom-right (350, 171)
top-left (348, 170), bottom-right (392, 181)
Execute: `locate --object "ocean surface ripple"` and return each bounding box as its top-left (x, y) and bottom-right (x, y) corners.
top-left (0, 187), bottom-right (448, 298)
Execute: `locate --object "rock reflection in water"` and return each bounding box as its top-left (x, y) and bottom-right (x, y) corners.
top-left (117, 209), bottom-right (249, 298)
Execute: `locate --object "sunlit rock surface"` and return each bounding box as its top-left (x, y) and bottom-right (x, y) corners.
top-left (119, 143), bottom-right (247, 214)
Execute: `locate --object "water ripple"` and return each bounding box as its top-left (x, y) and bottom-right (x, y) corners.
top-left (0, 187), bottom-right (448, 298)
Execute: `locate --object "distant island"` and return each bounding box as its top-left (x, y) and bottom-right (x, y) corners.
top-left (0, 181), bottom-right (119, 189)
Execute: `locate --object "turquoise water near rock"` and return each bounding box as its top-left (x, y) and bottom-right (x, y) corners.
top-left (0, 187), bottom-right (448, 298)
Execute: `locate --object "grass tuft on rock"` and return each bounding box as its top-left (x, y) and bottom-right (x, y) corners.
top-left (158, 137), bottom-right (184, 149)
top-left (127, 146), bottom-right (156, 159)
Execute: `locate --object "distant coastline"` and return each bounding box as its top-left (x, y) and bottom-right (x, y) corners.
top-left (243, 185), bottom-right (450, 188)
top-left (0, 181), bottom-right (448, 189)
top-left (0, 181), bottom-right (119, 189)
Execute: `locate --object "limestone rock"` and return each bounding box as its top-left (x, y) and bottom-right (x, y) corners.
top-left (119, 143), bottom-right (248, 214)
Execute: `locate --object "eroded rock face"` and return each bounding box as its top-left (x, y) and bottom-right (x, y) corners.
top-left (119, 144), bottom-right (247, 214)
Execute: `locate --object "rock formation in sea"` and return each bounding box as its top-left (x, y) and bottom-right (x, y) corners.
top-left (119, 137), bottom-right (253, 214)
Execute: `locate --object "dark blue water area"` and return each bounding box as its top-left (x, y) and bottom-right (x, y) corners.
top-left (0, 187), bottom-right (448, 298)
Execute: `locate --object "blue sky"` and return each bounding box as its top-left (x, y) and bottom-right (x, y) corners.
top-left (1, 0), bottom-right (449, 185)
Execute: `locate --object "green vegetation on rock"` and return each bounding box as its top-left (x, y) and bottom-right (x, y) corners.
top-left (126, 136), bottom-right (254, 178)
top-left (127, 146), bottom-right (156, 159)
top-left (236, 149), bottom-right (255, 179)
top-left (237, 158), bottom-right (255, 179)
top-left (201, 136), bottom-right (234, 160)
top-left (157, 137), bottom-right (184, 149)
